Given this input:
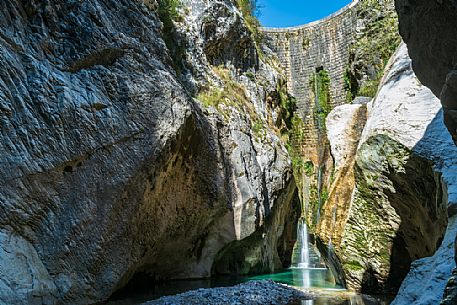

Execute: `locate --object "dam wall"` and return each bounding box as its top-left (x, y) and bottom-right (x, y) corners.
top-left (261, 0), bottom-right (360, 154)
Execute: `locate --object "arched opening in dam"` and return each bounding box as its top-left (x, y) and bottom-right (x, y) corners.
top-left (258, 0), bottom-right (353, 27)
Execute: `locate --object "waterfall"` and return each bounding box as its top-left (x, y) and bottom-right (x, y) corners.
top-left (297, 218), bottom-right (310, 268)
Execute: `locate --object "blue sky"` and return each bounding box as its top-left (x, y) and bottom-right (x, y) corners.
top-left (257, 0), bottom-right (353, 27)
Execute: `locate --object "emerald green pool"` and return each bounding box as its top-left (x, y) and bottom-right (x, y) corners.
top-left (247, 267), bottom-right (343, 290)
top-left (106, 268), bottom-right (392, 305)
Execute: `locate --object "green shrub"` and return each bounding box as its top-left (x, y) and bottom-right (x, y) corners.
top-left (235, 0), bottom-right (264, 58)
top-left (157, 0), bottom-right (185, 73)
top-left (346, 0), bottom-right (401, 98)
top-left (252, 119), bottom-right (265, 138)
top-left (277, 78), bottom-right (296, 131)
top-left (244, 71), bottom-right (256, 81)
top-left (310, 69), bottom-right (331, 130)
top-left (303, 161), bottom-right (314, 177)
top-left (358, 79), bottom-right (379, 98)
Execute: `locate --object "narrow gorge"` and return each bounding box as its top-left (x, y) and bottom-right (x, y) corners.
top-left (0, 0), bottom-right (456, 304)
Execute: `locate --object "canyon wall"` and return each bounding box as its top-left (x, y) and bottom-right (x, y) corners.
top-left (0, 0), bottom-right (299, 304)
top-left (395, 0), bottom-right (457, 146)
top-left (394, 0), bottom-right (457, 303)
top-left (321, 44), bottom-right (457, 300)
top-left (261, 0), bottom-right (399, 228)
top-left (262, 0), bottom-right (457, 299)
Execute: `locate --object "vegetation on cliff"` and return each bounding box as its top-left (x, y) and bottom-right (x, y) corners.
top-left (310, 69), bottom-right (331, 129)
top-left (157, 0), bottom-right (185, 73)
top-left (236, 0), bottom-right (261, 43)
top-left (345, 0), bottom-right (400, 99)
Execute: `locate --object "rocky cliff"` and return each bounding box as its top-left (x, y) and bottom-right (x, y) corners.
top-left (394, 0), bottom-right (457, 303)
top-left (395, 0), bottom-right (457, 145)
top-left (0, 0), bottom-right (299, 304)
top-left (319, 43), bottom-right (457, 300)
top-left (260, 0), bottom-right (400, 228)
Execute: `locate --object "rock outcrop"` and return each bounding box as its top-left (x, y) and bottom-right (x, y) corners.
top-left (318, 44), bottom-right (456, 297)
top-left (0, 0), bottom-right (298, 304)
top-left (394, 1), bottom-right (457, 301)
top-left (395, 0), bottom-right (457, 144)
top-left (260, 0), bottom-right (400, 229)
top-left (316, 103), bottom-right (367, 255)
top-left (442, 268), bottom-right (457, 305)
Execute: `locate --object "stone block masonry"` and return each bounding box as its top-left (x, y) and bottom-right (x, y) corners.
top-left (261, 0), bottom-right (360, 156)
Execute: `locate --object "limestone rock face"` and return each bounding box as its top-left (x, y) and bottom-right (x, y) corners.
top-left (395, 0), bottom-right (457, 143)
top-left (318, 43), bottom-right (457, 296)
top-left (343, 135), bottom-right (446, 293)
top-left (0, 0), bottom-right (296, 304)
top-left (316, 102), bottom-right (367, 252)
top-left (326, 104), bottom-right (368, 172)
top-left (315, 103), bottom-right (367, 287)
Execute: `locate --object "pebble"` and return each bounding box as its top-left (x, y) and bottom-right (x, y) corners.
top-left (142, 280), bottom-right (310, 305)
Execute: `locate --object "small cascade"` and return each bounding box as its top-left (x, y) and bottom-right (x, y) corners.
top-left (292, 218), bottom-right (326, 269)
top-left (297, 218), bottom-right (310, 268)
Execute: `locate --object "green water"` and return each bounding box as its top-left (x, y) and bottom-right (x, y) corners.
top-left (106, 269), bottom-right (392, 305)
top-left (248, 267), bottom-right (342, 289)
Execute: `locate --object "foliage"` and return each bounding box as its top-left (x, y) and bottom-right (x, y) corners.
top-left (344, 68), bottom-right (356, 102)
top-left (244, 71), bottom-right (256, 81)
top-left (197, 68), bottom-right (246, 111)
top-left (198, 87), bottom-right (224, 108)
top-left (346, 0), bottom-right (400, 98)
top-left (157, 0), bottom-right (185, 73)
top-left (277, 78), bottom-right (297, 132)
top-left (310, 69), bottom-right (331, 130)
top-left (252, 118), bottom-right (265, 138)
top-left (303, 161), bottom-right (314, 177)
top-left (358, 79), bottom-right (379, 98)
top-left (235, 0), bottom-right (264, 58)
top-left (196, 67), bottom-right (267, 139)
top-left (285, 114), bottom-right (320, 183)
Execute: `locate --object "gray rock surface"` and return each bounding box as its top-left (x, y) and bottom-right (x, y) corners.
top-left (316, 44), bottom-right (456, 296)
top-left (442, 268), bottom-right (457, 305)
top-left (395, 0), bottom-right (457, 144)
top-left (354, 45), bottom-right (457, 304)
top-left (0, 0), bottom-right (296, 304)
